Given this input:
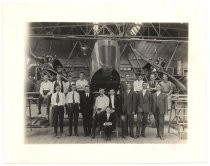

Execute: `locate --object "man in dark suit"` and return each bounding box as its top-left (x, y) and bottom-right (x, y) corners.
top-left (80, 85), bottom-right (94, 137)
top-left (152, 84), bottom-right (168, 140)
top-left (135, 82), bottom-right (152, 138)
top-left (102, 106), bottom-right (117, 140)
top-left (108, 89), bottom-right (122, 123)
top-left (122, 83), bottom-right (137, 138)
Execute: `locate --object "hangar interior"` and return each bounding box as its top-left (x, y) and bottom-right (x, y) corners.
top-left (26, 23), bottom-right (188, 143)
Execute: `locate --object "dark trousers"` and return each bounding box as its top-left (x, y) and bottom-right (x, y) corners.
top-left (38, 94), bottom-right (51, 113)
top-left (103, 125), bottom-right (113, 138)
top-left (92, 111), bottom-right (105, 136)
top-left (136, 112), bottom-right (149, 136)
top-left (53, 106), bottom-right (64, 135)
top-left (154, 109), bottom-right (165, 137)
top-left (83, 114), bottom-right (92, 136)
top-left (67, 103), bottom-right (79, 135)
top-left (121, 113), bottom-right (134, 137)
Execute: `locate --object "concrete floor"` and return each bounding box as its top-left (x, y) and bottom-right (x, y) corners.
top-left (25, 104), bottom-right (187, 144)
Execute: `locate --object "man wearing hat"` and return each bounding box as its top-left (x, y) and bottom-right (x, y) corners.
top-left (92, 88), bottom-right (110, 138)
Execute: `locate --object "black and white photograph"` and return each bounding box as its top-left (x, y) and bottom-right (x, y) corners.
top-left (25, 22), bottom-right (188, 144)
top-left (1, 1), bottom-right (209, 165)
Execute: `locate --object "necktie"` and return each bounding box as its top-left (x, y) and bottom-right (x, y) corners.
top-left (69, 84), bottom-right (71, 91)
top-left (72, 91), bottom-right (75, 103)
top-left (56, 93), bottom-right (60, 104)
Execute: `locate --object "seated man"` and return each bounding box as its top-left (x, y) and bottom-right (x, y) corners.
top-left (102, 106), bottom-right (116, 141)
top-left (37, 75), bottom-right (53, 115)
top-left (91, 88), bottom-right (109, 138)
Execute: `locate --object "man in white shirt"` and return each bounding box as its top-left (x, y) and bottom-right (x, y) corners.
top-left (66, 84), bottom-right (80, 136)
top-left (133, 74), bottom-right (144, 93)
top-left (51, 85), bottom-right (65, 138)
top-left (91, 88), bottom-right (110, 138)
top-left (38, 75), bottom-right (53, 115)
top-left (76, 72), bottom-right (88, 95)
top-left (52, 74), bottom-right (66, 93)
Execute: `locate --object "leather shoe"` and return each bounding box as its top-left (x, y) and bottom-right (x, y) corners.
top-left (160, 136), bottom-right (164, 140)
top-left (130, 134), bottom-right (134, 138)
top-left (134, 135), bottom-right (139, 139)
top-left (75, 133), bottom-right (79, 136)
top-left (141, 133), bottom-right (146, 137)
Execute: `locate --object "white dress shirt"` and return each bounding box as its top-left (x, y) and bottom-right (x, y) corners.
top-left (107, 113), bottom-right (110, 121)
top-left (66, 91), bottom-right (80, 104)
top-left (86, 93), bottom-right (89, 97)
top-left (51, 92), bottom-right (65, 106)
top-left (133, 80), bottom-right (144, 92)
top-left (110, 95), bottom-right (115, 108)
top-left (157, 91), bottom-right (161, 97)
top-left (95, 94), bottom-right (109, 111)
top-left (76, 79), bottom-right (88, 91)
top-left (142, 89), bottom-right (147, 97)
top-left (53, 80), bottom-right (66, 92)
top-left (39, 81), bottom-right (53, 95)
top-left (65, 81), bottom-right (75, 93)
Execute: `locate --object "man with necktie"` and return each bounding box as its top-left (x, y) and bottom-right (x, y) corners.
top-left (80, 85), bottom-right (94, 137)
top-left (122, 83), bottom-right (137, 138)
top-left (51, 85), bottom-right (65, 138)
top-left (108, 89), bottom-right (122, 126)
top-left (53, 74), bottom-right (66, 93)
top-left (135, 82), bottom-right (152, 138)
top-left (152, 84), bottom-right (168, 140)
top-left (66, 84), bottom-right (80, 136)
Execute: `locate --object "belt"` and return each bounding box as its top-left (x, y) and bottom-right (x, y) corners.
top-left (163, 91), bottom-right (169, 94)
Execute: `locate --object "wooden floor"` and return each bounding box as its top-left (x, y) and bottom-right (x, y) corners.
top-left (25, 104), bottom-right (187, 144)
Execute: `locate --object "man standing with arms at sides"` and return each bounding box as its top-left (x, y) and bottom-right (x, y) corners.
top-left (53, 74), bottom-right (66, 93)
top-left (51, 85), bottom-right (65, 138)
top-left (80, 85), bottom-right (94, 137)
top-left (148, 74), bottom-right (158, 93)
top-left (133, 74), bottom-right (144, 93)
top-left (122, 83), bottom-right (137, 138)
top-left (66, 84), bottom-right (80, 136)
top-left (108, 89), bottom-right (122, 125)
top-left (38, 74), bottom-right (53, 115)
top-left (92, 88), bottom-right (109, 138)
top-left (159, 74), bottom-right (173, 112)
top-left (152, 84), bottom-right (168, 140)
top-left (76, 72), bottom-right (88, 96)
top-left (135, 82), bottom-right (152, 138)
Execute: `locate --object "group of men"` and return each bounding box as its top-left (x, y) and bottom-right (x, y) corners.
top-left (38, 72), bottom-right (174, 140)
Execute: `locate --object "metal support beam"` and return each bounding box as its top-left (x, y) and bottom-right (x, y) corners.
top-left (151, 23), bottom-right (160, 37)
top-left (129, 43), bottom-right (148, 81)
top-left (64, 41), bottom-right (78, 65)
top-left (165, 44), bottom-right (179, 70)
